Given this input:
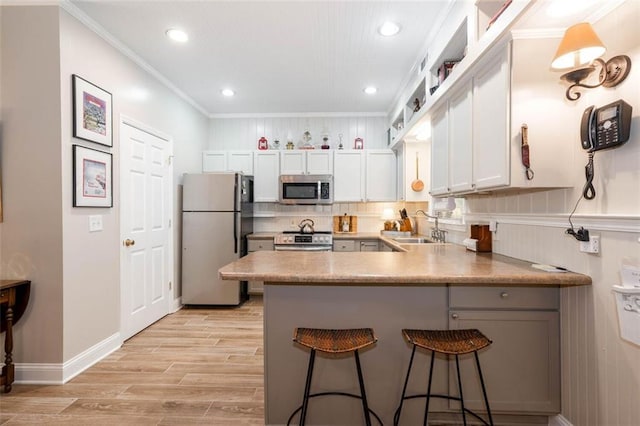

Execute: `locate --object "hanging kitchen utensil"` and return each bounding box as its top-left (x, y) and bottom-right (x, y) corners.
top-left (521, 124), bottom-right (534, 180)
top-left (411, 152), bottom-right (425, 192)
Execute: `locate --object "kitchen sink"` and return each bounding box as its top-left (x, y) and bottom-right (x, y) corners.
top-left (392, 237), bottom-right (434, 244)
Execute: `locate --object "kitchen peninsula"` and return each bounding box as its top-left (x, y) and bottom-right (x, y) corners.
top-left (219, 242), bottom-right (591, 425)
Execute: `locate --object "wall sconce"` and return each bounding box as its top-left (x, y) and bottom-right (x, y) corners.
top-left (551, 22), bottom-right (631, 101)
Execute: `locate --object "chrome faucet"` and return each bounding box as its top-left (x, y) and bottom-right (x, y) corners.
top-left (415, 210), bottom-right (447, 243)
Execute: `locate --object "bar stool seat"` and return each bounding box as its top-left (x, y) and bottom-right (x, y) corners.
top-left (394, 328), bottom-right (494, 426)
top-left (287, 327), bottom-right (382, 426)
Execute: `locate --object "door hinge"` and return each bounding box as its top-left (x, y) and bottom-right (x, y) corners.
top-left (169, 219), bottom-right (172, 228)
top-left (169, 281), bottom-right (172, 290)
top-left (166, 155), bottom-right (173, 166)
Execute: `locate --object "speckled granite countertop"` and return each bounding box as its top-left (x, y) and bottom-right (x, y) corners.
top-left (219, 243), bottom-right (591, 286)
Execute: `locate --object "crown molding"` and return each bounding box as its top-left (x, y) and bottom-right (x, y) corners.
top-left (210, 112), bottom-right (387, 119)
top-left (59, 0), bottom-right (210, 117)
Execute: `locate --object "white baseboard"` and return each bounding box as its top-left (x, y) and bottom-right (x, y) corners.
top-left (549, 414), bottom-right (573, 426)
top-left (171, 297), bottom-right (182, 313)
top-left (15, 332), bottom-right (121, 385)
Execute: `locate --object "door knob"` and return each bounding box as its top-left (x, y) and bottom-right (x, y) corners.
top-left (123, 239), bottom-right (135, 247)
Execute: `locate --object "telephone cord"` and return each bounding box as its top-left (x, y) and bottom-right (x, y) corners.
top-left (583, 152), bottom-right (595, 200)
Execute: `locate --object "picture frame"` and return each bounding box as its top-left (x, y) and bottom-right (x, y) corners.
top-left (73, 145), bottom-right (112, 208)
top-left (72, 74), bottom-right (112, 147)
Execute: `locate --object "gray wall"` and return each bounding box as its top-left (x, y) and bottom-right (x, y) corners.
top-left (1, 5), bottom-right (208, 367)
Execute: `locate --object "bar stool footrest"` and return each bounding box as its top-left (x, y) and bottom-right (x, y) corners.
top-left (394, 393), bottom-right (492, 426)
top-left (287, 391), bottom-right (384, 426)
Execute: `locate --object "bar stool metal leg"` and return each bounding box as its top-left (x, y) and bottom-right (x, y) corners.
top-left (474, 351), bottom-right (494, 426)
top-left (354, 349), bottom-right (372, 426)
top-left (455, 354), bottom-right (467, 426)
top-left (394, 345), bottom-right (417, 426)
top-left (299, 349), bottom-right (316, 426)
top-left (423, 350), bottom-right (436, 426)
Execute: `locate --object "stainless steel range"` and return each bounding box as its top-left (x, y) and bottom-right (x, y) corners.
top-left (274, 231), bottom-right (333, 251)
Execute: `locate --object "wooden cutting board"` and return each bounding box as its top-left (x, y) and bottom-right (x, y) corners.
top-left (333, 215), bottom-right (357, 233)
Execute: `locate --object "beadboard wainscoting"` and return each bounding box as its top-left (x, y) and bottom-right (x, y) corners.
top-left (460, 207), bottom-right (640, 426)
top-left (208, 115), bottom-right (387, 151)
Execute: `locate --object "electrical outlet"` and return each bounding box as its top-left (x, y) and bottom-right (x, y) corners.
top-left (579, 235), bottom-right (600, 254)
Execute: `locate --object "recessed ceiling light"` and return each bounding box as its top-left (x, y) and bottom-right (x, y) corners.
top-left (165, 28), bottom-right (188, 43)
top-left (221, 89), bottom-right (235, 97)
top-left (363, 86), bottom-right (378, 95)
top-left (378, 21), bottom-right (400, 37)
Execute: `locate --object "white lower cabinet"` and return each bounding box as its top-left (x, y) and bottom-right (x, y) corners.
top-left (448, 286), bottom-right (560, 414)
top-left (247, 239), bottom-right (274, 294)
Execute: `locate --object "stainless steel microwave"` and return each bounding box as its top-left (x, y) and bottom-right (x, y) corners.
top-left (279, 174), bottom-right (333, 205)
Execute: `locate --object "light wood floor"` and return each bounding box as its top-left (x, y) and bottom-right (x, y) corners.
top-left (0, 296), bottom-right (264, 425)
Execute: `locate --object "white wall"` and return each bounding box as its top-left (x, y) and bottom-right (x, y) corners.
top-left (1, 5), bottom-right (208, 372)
top-left (464, 2), bottom-right (640, 424)
top-left (209, 115), bottom-right (387, 150)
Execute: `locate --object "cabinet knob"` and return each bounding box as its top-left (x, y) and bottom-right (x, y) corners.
top-left (500, 291), bottom-right (509, 298)
top-left (451, 313), bottom-right (459, 319)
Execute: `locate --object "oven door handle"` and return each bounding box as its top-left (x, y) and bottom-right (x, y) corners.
top-left (274, 246), bottom-right (332, 252)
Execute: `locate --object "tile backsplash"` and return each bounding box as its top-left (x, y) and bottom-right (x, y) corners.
top-left (253, 201), bottom-right (428, 233)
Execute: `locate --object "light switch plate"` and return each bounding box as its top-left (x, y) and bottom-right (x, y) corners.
top-left (89, 215), bottom-right (103, 232)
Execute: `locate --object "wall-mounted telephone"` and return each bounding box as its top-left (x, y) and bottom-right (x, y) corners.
top-left (581, 99), bottom-right (632, 152)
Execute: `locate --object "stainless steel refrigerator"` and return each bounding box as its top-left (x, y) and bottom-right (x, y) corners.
top-left (181, 172), bottom-right (253, 305)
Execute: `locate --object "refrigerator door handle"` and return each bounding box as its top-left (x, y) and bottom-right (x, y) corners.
top-left (234, 212), bottom-right (239, 254)
top-left (233, 175), bottom-right (239, 254)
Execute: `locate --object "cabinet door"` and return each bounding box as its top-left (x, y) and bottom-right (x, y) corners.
top-left (228, 151), bottom-right (254, 175)
top-left (448, 310), bottom-right (560, 414)
top-left (306, 151), bottom-right (333, 175)
top-left (280, 151), bottom-right (306, 175)
top-left (202, 151), bottom-right (227, 172)
top-left (473, 49), bottom-right (510, 190)
top-left (448, 83), bottom-right (473, 193)
top-left (430, 106), bottom-right (449, 196)
top-left (254, 152), bottom-right (280, 202)
top-left (359, 240), bottom-right (379, 252)
top-left (366, 150), bottom-right (397, 201)
top-left (333, 151), bottom-right (365, 202)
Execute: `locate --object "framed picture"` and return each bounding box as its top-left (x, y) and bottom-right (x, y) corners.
top-left (72, 74), bottom-right (112, 147)
top-left (73, 145), bottom-right (112, 207)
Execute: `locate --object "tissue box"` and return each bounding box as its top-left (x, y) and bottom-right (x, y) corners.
top-left (613, 285), bottom-right (640, 346)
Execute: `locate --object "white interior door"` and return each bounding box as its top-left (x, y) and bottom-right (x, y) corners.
top-left (120, 118), bottom-right (173, 341)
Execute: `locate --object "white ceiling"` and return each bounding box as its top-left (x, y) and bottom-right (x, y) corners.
top-left (65, 0), bottom-right (615, 117)
top-left (67, 0), bottom-right (453, 116)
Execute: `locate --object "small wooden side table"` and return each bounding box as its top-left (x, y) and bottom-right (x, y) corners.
top-left (0, 279), bottom-right (31, 393)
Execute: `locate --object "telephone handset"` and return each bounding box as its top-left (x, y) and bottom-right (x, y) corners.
top-left (580, 99), bottom-right (632, 152)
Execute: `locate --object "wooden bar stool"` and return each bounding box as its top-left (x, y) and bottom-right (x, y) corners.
top-left (394, 328), bottom-right (494, 426)
top-left (287, 327), bottom-right (382, 426)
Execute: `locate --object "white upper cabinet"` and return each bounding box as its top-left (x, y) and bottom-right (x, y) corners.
top-left (472, 48), bottom-right (510, 190)
top-left (253, 151), bottom-right (280, 202)
top-left (202, 151), bottom-right (254, 175)
top-left (202, 151), bottom-right (227, 172)
top-left (430, 106), bottom-right (449, 196)
top-left (228, 151), bottom-right (254, 175)
top-left (448, 82), bottom-right (473, 193)
top-left (365, 150), bottom-right (397, 201)
top-left (334, 151), bottom-right (365, 202)
top-left (280, 150), bottom-right (333, 175)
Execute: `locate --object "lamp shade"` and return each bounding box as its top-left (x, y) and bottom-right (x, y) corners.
top-left (551, 22), bottom-right (606, 69)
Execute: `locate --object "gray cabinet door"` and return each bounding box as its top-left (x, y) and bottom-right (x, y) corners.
top-left (448, 310), bottom-right (560, 414)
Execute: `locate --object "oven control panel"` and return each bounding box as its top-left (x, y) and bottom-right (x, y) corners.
top-left (274, 233), bottom-right (333, 245)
